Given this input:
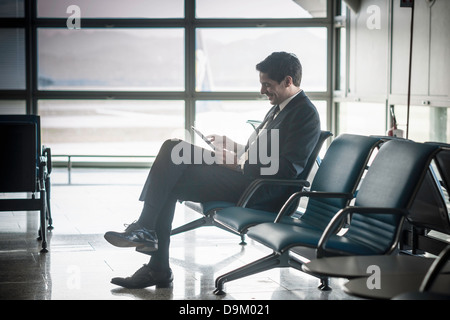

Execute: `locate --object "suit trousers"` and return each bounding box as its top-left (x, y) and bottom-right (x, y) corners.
top-left (137, 139), bottom-right (252, 270)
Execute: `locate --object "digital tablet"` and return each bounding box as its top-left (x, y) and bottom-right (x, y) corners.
top-left (191, 126), bottom-right (215, 150)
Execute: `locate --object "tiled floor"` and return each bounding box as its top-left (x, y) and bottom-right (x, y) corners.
top-left (0, 168), bottom-right (358, 300)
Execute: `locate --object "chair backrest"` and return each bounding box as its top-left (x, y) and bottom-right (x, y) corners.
top-left (345, 139), bottom-right (440, 254)
top-left (408, 148), bottom-right (450, 235)
top-left (300, 134), bottom-right (382, 229)
top-left (426, 142), bottom-right (450, 200)
top-left (0, 115), bottom-right (40, 192)
top-left (296, 130), bottom-right (333, 181)
top-left (248, 130), bottom-right (332, 212)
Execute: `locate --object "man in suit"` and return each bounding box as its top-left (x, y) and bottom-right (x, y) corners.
top-left (104, 52), bottom-right (321, 288)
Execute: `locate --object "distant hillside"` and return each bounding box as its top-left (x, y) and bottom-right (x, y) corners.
top-left (38, 28), bottom-right (326, 91)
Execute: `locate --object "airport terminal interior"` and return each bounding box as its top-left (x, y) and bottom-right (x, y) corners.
top-left (0, 0), bottom-right (449, 301)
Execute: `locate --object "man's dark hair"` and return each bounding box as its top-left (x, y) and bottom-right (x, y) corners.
top-left (256, 52), bottom-right (302, 86)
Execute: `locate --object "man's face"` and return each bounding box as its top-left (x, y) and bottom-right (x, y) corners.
top-left (259, 72), bottom-right (290, 106)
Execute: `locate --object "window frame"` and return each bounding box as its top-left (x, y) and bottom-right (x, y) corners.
top-left (0, 0), bottom-right (333, 158)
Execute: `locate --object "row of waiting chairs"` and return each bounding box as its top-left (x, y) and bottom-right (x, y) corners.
top-left (171, 130), bottom-right (334, 244)
top-left (1, 114), bottom-right (448, 297)
top-left (172, 133), bottom-right (450, 298)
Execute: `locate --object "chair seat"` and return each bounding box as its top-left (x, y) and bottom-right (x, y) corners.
top-left (175, 131), bottom-right (332, 238)
top-left (184, 201), bottom-right (235, 216)
top-left (247, 222), bottom-right (381, 256)
top-left (214, 206), bottom-right (322, 234)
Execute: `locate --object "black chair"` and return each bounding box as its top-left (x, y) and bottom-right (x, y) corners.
top-left (393, 245), bottom-right (450, 300)
top-left (213, 139), bottom-right (440, 295)
top-left (339, 245), bottom-right (450, 299)
top-left (213, 134), bottom-right (382, 242)
top-left (426, 142), bottom-right (450, 200)
top-left (401, 144), bottom-right (450, 256)
top-left (171, 130), bottom-right (333, 244)
top-left (0, 115), bottom-right (52, 253)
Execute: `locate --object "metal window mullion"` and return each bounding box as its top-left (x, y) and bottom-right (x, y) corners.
top-left (184, 0), bottom-right (196, 140)
top-left (193, 18), bottom-right (330, 28)
top-left (34, 18), bottom-right (186, 28)
top-left (35, 91), bottom-right (187, 100)
top-left (25, 0), bottom-right (37, 114)
top-left (0, 18), bottom-right (26, 27)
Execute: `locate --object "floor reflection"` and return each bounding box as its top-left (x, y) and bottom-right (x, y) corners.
top-left (0, 168), bottom-right (357, 300)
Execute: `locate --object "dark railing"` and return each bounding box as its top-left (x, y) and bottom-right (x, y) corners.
top-left (52, 154), bottom-right (155, 184)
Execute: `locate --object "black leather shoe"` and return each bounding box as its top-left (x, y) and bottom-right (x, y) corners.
top-left (136, 244), bottom-right (159, 255)
top-left (111, 264), bottom-right (173, 289)
top-left (104, 222), bottom-right (158, 252)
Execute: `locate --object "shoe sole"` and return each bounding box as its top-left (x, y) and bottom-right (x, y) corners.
top-left (136, 244), bottom-right (158, 255)
top-left (110, 277), bottom-right (172, 289)
top-left (104, 232), bottom-right (155, 248)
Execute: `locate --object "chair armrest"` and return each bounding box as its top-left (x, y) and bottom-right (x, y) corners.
top-left (38, 158), bottom-right (47, 191)
top-left (420, 245), bottom-right (450, 292)
top-left (42, 146), bottom-right (52, 175)
top-left (236, 178), bottom-right (310, 207)
top-left (316, 206), bottom-right (408, 258)
top-left (274, 191), bottom-right (354, 223)
top-left (246, 120), bottom-right (262, 131)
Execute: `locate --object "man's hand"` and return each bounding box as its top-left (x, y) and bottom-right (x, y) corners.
top-left (214, 148), bottom-right (242, 172)
top-left (206, 134), bottom-right (236, 152)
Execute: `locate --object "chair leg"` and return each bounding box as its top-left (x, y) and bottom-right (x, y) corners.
top-left (318, 277), bottom-right (331, 291)
top-left (38, 190), bottom-right (48, 253)
top-left (171, 213), bottom-right (244, 242)
top-left (239, 234), bottom-right (247, 246)
top-left (171, 216), bottom-right (210, 235)
top-left (213, 252), bottom-right (286, 295)
top-left (45, 176), bottom-right (53, 230)
top-left (288, 253), bottom-right (332, 291)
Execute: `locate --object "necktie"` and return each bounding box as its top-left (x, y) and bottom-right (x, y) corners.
top-left (244, 105), bottom-right (279, 152)
top-left (260, 105), bottom-right (280, 131)
top-left (268, 105), bottom-right (280, 123)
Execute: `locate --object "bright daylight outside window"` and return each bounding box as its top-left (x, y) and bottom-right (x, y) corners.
top-left (38, 27), bottom-right (185, 157)
top-left (196, 28), bottom-right (327, 92)
top-left (32, 0), bottom-right (329, 160)
top-left (394, 105), bottom-right (450, 143)
top-left (196, 0), bottom-right (327, 18)
top-left (337, 102), bottom-right (386, 136)
top-left (38, 28), bottom-right (184, 91)
top-left (37, 0), bottom-right (184, 18)
top-left (194, 26), bottom-right (327, 146)
top-left (38, 100), bottom-right (185, 157)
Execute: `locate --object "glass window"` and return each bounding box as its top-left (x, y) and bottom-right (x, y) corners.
top-left (195, 100), bottom-right (269, 146)
top-left (0, 100), bottom-right (26, 114)
top-left (37, 0), bottom-right (184, 18)
top-left (337, 102), bottom-right (386, 136)
top-left (394, 105), bottom-right (449, 143)
top-left (38, 100), bottom-right (185, 156)
top-left (194, 99), bottom-right (327, 147)
top-left (0, 28), bottom-right (25, 90)
top-left (38, 28), bottom-right (184, 91)
top-left (196, 0), bottom-right (326, 18)
top-left (0, 0), bottom-right (24, 17)
top-left (338, 26), bottom-right (346, 92)
top-left (312, 100), bottom-right (327, 131)
top-left (196, 28), bottom-right (327, 92)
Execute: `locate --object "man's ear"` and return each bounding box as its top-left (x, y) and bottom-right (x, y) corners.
top-left (284, 76), bottom-right (293, 87)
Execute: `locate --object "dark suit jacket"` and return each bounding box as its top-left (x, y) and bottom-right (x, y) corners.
top-left (243, 90), bottom-right (321, 211)
top-left (243, 90), bottom-right (321, 179)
